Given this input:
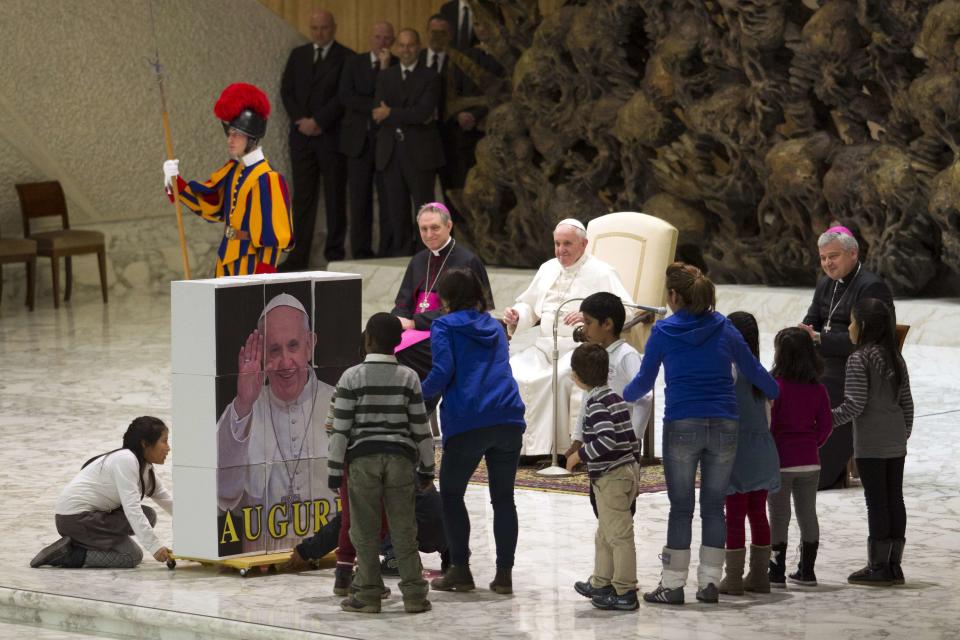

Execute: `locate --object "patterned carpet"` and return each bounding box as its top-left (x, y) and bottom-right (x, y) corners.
top-left (434, 450), bottom-right (668, 496)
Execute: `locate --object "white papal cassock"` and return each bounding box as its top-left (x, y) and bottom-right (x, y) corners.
top-left (217, 369), bottom-right (336, 552)
top-left (509, 253), bottom-right (635, 455)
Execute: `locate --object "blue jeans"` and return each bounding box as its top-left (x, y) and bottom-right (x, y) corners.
top-left (662, 418), bottom-right (738, 550)
top-left (439, 425), bottom-right (522, 569)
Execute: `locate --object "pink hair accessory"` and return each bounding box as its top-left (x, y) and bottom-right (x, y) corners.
top-left (420, 202), bottom-right (450, 215)
top-left (825, 225), bottom-right (854, 237)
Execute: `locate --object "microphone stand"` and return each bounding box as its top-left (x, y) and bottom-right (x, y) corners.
top-left (536, 298), bottom-right (668, 477)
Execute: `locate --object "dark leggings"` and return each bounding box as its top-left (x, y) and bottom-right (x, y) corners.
top-left (856, 457), bottom-right (906, 540)
top-left (439, 425), bottom-right (522, 569)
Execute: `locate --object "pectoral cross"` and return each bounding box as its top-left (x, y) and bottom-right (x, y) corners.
top-left (280, 492), bottom-right (302, 514)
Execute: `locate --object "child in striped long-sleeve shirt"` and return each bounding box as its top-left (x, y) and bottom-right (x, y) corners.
top-left (328, 313), bottom-right (435, 615)
top-left (832, 298), bottom-right (913, 587)
top-left (566, 343), bottom-right (641, 611)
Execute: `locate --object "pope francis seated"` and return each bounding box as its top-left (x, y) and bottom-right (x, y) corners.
top-left (502, 219), bottom-right (635, 456)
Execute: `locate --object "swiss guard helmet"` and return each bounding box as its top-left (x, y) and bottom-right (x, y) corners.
top-left (214, 83), bottom-right (270, 141)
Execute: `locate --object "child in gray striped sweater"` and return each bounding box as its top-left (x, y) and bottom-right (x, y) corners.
top-left (328, 313), bottom-right (435, 614)
top-left (566, 343), bottom-right (641, 611)
top-left (832, 298), bottom-right (913, 587)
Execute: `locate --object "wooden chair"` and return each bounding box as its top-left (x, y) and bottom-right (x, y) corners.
top-left (0, 227), bottom-right (38, 311)
top-left (586, 212), bottom-right (679, 465)
top-left (15, 181), bottom-right (107, 308)
top-left (895, 323), bottom-right (910, 352)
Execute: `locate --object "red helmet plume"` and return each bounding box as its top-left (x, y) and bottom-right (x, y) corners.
top-left (214, 83), bottom-right (270, 121)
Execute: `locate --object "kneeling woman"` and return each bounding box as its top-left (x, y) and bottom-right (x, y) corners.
top-left (31, 417), bottom-right (173, 568)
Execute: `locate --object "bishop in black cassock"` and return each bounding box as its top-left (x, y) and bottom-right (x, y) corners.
top-left (391, 204), bottom-right (493, 381)
top-left (800, 226), bottom-right (894, 489)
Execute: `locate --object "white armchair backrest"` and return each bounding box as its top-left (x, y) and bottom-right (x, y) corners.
top-left (586, 212), bottom-right (678, 351)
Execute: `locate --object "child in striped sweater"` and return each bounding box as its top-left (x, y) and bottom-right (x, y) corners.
top-left (566, 343), bottom-right (641, 611)
top-left (328, 313), bottom-right (435, 615)
top-left (832, 298), bottom-right (913, 586)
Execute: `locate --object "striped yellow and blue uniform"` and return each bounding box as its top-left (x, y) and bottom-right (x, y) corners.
top-left (177, 158), bottom-right (292, 277)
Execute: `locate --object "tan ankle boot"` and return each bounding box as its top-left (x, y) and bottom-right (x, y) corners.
top-left (718, 547), bottom-right (745, 595)
top-left (744, 544), bottom-right (771, 593)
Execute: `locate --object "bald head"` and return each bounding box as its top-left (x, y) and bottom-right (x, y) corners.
top-left (396, 28), bottom-right (421, 66)
top-left (310, 10), bottom-right (336, 47)
top-left (369, 21), bottom-right (395, 53)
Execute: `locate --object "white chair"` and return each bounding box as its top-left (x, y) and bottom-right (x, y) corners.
top-left (587, 212), bottom-right (678, 463)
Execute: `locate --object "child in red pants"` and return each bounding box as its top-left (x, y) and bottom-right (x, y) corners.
top-left (721, 313), bottom-right (782, 594)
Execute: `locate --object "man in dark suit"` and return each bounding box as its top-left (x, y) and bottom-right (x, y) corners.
top-left (279, 10), bottom-right (353, 270)
top-left (440, 0), bottom-right (478, 50)
top-left (420, 16), bottom-right (459, 222)
top-left (373, 28), bottom-right (444, 257)
top-left (338, 22), bottom-right (397, 259)
top-left (420, 15), bottom-right (501, 224)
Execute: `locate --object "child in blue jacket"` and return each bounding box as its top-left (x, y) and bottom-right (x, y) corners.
top-left (421, 269), bottom-right (526, 596)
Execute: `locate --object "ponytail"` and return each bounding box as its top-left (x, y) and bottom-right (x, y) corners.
top-left (82, 416), bottom-right (167, 499)
top-left (665, 262), bottom-right (716, 315)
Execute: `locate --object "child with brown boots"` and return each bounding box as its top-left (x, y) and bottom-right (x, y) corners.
top-left (719, 313), bottom-right (781, 595)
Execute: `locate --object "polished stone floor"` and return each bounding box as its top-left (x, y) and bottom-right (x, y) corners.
top-left (0, 282), bottom-right (958, 639)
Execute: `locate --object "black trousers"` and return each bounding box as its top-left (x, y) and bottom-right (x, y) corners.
top-left (287, 130), bottom-right (348, 266)
top-left (856, 456), bottom-right (906, 540)
top-left (819, 373), bottom-right (853, 490)
top-left (440, 425), bottom-right (522, 569)
top-left (347, 134), bottom-right (389, 259)
top-left (381, 141), bottom-right (436, 256)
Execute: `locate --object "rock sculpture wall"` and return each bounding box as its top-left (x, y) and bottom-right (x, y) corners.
top-left (459, 0), bottom-right (958, 295)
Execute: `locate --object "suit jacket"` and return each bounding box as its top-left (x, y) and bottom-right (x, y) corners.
top-left (338, 51), bottom-right (399, 158)
top-left (419, 48), bottom-right (450, 120)
top-left (281, 40), bottom-right (354, 151)
top-left (374, 64), bottom-right (444, 171)
top-left (440, 1), bottom-right (479, 49)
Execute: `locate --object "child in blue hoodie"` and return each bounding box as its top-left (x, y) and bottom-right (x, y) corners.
top-left (421, 269), bottom-right (526, 596)
top-left (623, 263), bottom-right (779, 605)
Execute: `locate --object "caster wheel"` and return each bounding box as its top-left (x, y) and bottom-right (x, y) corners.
top-left (239, 568), bottom-right (248, 577)
top-left (166, 559), bottom-right (177, 570)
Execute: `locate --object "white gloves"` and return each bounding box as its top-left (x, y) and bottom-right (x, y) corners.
top-left (163, 159), bottom-right (180, 190)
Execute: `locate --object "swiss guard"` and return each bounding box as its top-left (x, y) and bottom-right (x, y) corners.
top-left (163, 83), bottom-right (293, 276)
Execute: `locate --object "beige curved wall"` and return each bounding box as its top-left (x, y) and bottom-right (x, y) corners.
top-left (0, 0), bottom-right (304, 305)
top-left (257, 0), bottom-right (561, 50)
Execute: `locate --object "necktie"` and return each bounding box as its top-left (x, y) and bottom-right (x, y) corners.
top-left (313, 46), bottom-right (319, 64)
top-left (403, 68), bottom-right (410, 81)
top-left (429, 53), bottom-right (438, 71)
top-left (460, 6), bottom-right (471, 49)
